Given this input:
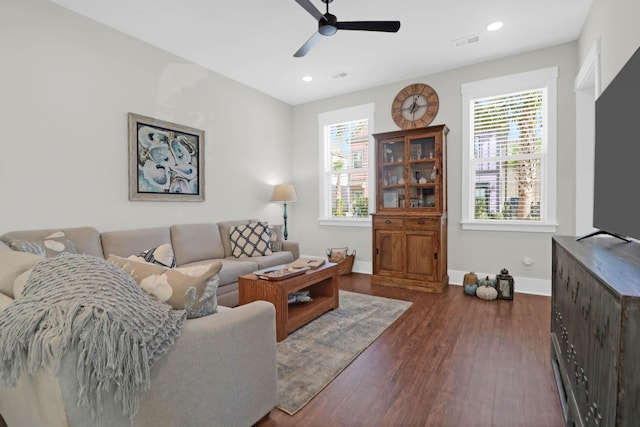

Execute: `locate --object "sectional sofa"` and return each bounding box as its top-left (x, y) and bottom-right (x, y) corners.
top-left (0, 219), bottom-right (299, 427)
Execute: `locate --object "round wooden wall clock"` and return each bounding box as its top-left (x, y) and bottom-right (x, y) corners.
top-left (391, 83), bottom-right (439, 129)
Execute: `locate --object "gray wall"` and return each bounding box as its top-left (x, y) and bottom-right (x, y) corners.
top-left (292, 43), bottom-right (578, 290)
top-left (4, 0), bottom-right (638, 293)
top-left (578, 0), bottom-right (640, 91)
top-left (1, 0), bottom-right (294, 233)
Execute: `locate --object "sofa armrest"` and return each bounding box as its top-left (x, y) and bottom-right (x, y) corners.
top-left (134, 300), bottom-right (278, 426)
top-left (282, 241), bottom-right (300, 260)
top-left (0, 301), bottom-right (277, 427)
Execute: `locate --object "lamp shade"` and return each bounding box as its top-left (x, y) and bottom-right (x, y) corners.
top-left (271, 184), bottom-right (297, 203)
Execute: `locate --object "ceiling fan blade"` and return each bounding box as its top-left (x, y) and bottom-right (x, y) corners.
top-left (295, 0), bottom-right (324, 22)
top-left (336, 21), bottom-right (401, 32)
top-left (294, 32), bottom-right (322, 57)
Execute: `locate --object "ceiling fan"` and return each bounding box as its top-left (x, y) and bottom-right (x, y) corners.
top-left (293, 0), bottom-right (401, 57)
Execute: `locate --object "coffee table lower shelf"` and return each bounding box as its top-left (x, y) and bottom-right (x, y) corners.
top-left (238, 263), bottom-right (339, 341)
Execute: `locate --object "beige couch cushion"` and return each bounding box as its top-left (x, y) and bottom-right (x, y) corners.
top-left (101, 227), bottom-right (171, 258)
top-left (0, 251), bottom-right (43, 298)
top-left (170, 223), bottom-right (225, 266)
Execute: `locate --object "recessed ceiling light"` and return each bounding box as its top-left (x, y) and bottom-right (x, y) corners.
top-left (302, 75), bottom-right (313, 82)
top-left (487, 21), bottom-right (503, 31)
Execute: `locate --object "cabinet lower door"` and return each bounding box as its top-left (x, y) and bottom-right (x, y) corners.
top-left (375, 230), bottom-right (404, 276)
top-left (405, 231), bottom-right (438, 281)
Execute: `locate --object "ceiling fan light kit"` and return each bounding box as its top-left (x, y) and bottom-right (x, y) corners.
top-left (294, 0), bottom-right (400, 57)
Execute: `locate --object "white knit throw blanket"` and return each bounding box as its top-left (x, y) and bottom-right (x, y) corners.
top-left (0, 254), bottom-right (186, 422)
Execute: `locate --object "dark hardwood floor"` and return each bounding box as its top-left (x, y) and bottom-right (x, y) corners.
top-left (257, 273), bottom-right (563, 427)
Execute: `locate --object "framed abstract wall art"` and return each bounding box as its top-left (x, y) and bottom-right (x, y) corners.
top-left (128, 113), bottom-right (205, 201)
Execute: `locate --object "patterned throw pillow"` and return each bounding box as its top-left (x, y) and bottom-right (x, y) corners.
top-left (268, 224), bottom-right (284, 252)
top-left (229, 222), bottom-right (273, 258)
top-left (8, 231), bottom-right (78, 258)
top-left (108, 255), bottom-right (222, 318)
top-left (138, 243), bottom-right (176, 268)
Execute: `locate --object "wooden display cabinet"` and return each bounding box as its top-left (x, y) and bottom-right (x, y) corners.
top-left (371, 125), bottom-right (448, 293)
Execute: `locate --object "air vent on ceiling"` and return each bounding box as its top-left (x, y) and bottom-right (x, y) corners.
top-left (453, 34), bottom-right (480, 47)
top-left (330, 72), bottom-right (349, 80)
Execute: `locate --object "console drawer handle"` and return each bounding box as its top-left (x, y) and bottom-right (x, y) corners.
top-left (385, 220), bottom-right (392, 224)
top-left (418, 220), bottom-right (425, 224)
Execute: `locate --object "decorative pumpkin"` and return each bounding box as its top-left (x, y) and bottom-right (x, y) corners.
top-left (476, 284), bottom-right (498, 301)
top-left (463, 272), bottom-right (478, 286)
top-left (478, 275), bottom-right (497, 288)
top-left (464, 283), bottom-right (478, 296)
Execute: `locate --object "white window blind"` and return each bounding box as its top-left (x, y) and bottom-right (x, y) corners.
top-left (472, 89), bottom-right (546, 221)
top-left (461, 67), bottom-right (557, 232)
top-left (325, 119), bottom-right (370, 218)
top-left (318, 103), bottom-right (375, 226)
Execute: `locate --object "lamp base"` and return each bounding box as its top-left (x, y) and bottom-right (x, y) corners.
top-left (283, 202), bottom-right (289, 240)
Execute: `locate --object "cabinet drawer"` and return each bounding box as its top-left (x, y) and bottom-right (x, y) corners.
top-left (373, 217), bottom-right (403, 228)
top-left (405, 218), bottom-right (439, 230)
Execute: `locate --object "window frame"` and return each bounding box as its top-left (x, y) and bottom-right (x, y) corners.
top-left (461, 67), bottom-right (558, 232)
top-left (318, 103), bottom-right (375, 227)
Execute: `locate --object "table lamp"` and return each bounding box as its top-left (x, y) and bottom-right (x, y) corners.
top-left (271, 184), bottom-right (297, 240)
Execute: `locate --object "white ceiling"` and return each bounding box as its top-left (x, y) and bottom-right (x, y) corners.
top-left (50, 0), bottom-right (593, 106)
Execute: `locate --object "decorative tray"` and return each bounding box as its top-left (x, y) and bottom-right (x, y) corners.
top-left (255, 266), bottom-right (310, 281)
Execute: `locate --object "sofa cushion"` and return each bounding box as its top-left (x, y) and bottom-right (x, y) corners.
top-left (0, 227), bottom-right (103, 258)
top-left (229, 222), bottom-right (273, 258)
top-left (101, 227), bottom-right (171, 259)
top-left (137, 243), bottom-right (176, 268)
top-left (170, 223), bottom-right (225, 266)
top-left (0, 251), bottom-right (44, 298)
top-left (108, 255), bottom-right (222, 318)
top-left (217, 219), bottom-right (258, 258)
top-left (246, 251), bottom-right (295, 269)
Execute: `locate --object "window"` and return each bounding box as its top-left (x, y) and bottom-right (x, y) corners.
top-left (461, 67), bottom-right (558, 232)
top-left (318, 103), bottom-right (375, 226)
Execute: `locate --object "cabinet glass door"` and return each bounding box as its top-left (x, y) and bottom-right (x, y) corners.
top-left (408, 136), bottom-right (438, 210)
top-left (381, 140), bottom-right (405, 209)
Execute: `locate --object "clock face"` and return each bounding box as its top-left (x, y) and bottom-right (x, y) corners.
top-left (392, 83), bottom-right (439, 129)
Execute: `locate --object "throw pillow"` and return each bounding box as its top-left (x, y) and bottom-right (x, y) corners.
top-left (8, 231), bottom-right (78, 258)
top-left (328, 247), bottom-right (348, 263)
top-left (268, 224), bottom-right (284, 252)
top-left (108, 255), bottom-right (222, 318)
top-left (138, 243), bottom-right (176, 268)
top-left (229, 222), bottom-right (273, 258)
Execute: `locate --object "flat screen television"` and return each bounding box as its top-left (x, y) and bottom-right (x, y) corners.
top-left (580, 45), bottom-right (640, 242)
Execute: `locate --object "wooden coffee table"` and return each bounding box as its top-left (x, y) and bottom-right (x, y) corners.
top-left (238, 263), bottom-right (339, 341)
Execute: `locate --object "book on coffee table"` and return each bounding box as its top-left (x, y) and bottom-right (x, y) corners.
top-left (291, 257), bottom-right (326, 270)
top-left (254, 266), bottom-right (310, 280)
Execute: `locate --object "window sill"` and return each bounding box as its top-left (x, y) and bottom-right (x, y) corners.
top-left (460, 220), bottom-right (558, 233)
top-left (318, 217), bottom-right (372, 228)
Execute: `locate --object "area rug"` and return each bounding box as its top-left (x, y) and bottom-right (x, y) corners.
top-left (276, 290), bottom-right (412, 415)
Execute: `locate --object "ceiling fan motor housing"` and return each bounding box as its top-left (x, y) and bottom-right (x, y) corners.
top-left (319, 13), bottom-right (337, 35)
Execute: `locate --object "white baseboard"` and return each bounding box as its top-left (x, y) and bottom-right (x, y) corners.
top-left (448, 269), bottom-right (551, 296)
top-left (301, 256), bottom-right (551, 296)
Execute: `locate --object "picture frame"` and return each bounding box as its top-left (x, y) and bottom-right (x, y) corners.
top-left (383, 191), bottom-right (398, 208)
top-left (128, 113), bottom-right (205, 201)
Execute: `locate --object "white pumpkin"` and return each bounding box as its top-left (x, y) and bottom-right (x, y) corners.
top-left (476, 285), bottom-right (498, 301)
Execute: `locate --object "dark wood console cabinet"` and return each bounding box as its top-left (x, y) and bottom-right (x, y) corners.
top-left (551, 236), bottom-right (640, 426)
